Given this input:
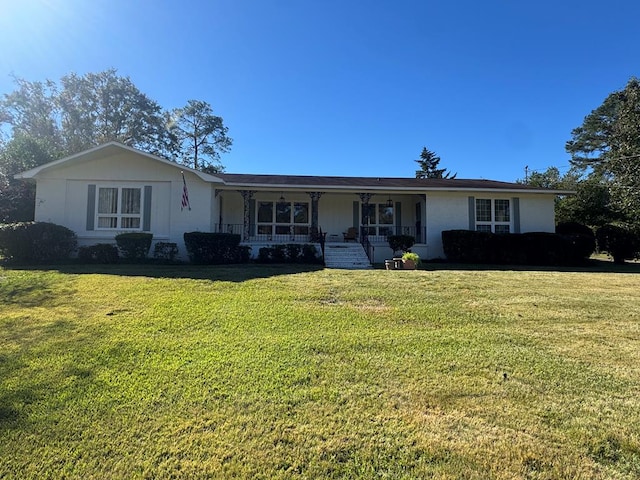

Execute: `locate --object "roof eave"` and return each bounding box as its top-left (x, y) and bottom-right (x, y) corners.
top-left (14, 141), bottom-right (224, 183)
top-left (214, 181), bottom-right (575, 195)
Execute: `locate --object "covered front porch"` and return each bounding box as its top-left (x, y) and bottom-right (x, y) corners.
top-left (213, 188), bottom-right (429, 263)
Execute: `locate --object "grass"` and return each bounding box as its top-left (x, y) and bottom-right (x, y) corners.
top-left (1, 263), bottom-right (640, 479)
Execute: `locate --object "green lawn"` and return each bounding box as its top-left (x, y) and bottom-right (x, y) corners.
top-left (1, 263), bottom-right (639, 479)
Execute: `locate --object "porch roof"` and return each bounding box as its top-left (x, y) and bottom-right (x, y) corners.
top-left (214, 173), bottom-right (573, 195)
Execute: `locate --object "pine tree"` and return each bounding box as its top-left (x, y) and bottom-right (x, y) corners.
top-left (414, 147), bottom-right (456, 179)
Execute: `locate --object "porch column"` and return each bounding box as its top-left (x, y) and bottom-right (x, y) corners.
top-left (306, 191), bottom-right (324, 237)
top-left (357, 193), bottom-right (373, 237)
top-left (357, 193), bottom-right (373, 204)
top-left (238, 190), bottom-right (255, 241)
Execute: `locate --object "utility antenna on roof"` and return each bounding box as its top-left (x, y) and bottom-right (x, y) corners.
top-left (524, 165), bottom-right (529, 183)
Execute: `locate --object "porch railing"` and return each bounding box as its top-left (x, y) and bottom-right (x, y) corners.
top-left (213, 224), bottom-right (426, 246)
top-left (359, 226), bottom-right (427, 244)
top-left (212, 224), bottom-right (313, 243)
top-left (360, 233), bottom-right (375, 264)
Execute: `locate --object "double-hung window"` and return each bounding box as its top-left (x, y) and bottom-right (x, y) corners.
top-left (97, 187), bottom-right (142, 230)
top-left (476, 198), bottom-right (510, 233)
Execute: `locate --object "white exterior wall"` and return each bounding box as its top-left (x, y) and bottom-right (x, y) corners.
top-left (219, 192), bottom-right (244, 226)
top-left (28, 145), bottom-right (560, 265)
top-left (318, 194), bottom-right (358, 237)
top-left (519, 194), bottom-right (556, 232)
top-left (424, 193), bottom-right (470, 259)
top-left (423, 192), bottom-right (557, 260)
top-left (32, 151), bottom-right (214, 259)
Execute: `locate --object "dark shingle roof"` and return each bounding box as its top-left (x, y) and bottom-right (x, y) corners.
top-left (214, 173), bottom-right (565, 193)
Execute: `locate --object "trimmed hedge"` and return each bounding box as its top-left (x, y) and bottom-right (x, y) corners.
top-left (115, 232), bottom-right (153, 261)
top-left (442, 229), bottom-right (595, 266)
top-left (556, 222), bottom-right (596, 261)
top-left (183, 232), bottom-right (250, 264)
top-left (596, 223), bottom-right (640, 264)
top-left (78, 244), bottom-right (119, 264)
top-left (256, 244), bottom-right (322, 264)
top-left (0, 222), bottom-right (77, 264)
top-left (387, 235), bottom-right (415, 253)
top-left (153, 242), bottom-right (179, 263)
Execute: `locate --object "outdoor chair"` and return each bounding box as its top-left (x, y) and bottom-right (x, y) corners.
top-left (343, 227), bottom-right (358, 242)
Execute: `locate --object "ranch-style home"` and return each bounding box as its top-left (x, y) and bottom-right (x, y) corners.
top-left (16, 142), bottom-right (569, 267)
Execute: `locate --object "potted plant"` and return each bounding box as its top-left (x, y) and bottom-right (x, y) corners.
top-left (401, 251), bottom-right (420, 270)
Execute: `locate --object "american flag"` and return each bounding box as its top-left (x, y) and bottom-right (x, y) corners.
top-left (181, 172), bottom-right (191, 211)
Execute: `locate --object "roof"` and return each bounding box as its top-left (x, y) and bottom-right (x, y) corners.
top-left (15, 142), bottom-right (573, 195)
top-left (15, 141), bottom-right (223, 183)
top-left (214, 173), bottom-right (573, 194)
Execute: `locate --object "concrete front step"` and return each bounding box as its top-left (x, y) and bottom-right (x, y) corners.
top-left (324, 243), bottom-right (372, 269)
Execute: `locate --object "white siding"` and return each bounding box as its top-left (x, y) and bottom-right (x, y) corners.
top-left (519, 194), bottom-right (556, 232)
top-left (425, 193), bottom-right (470, 259)
top-left (421, 192), bottom-right (557, 260)
top-left (318, 194), bottom-right (358, 236)
top-left (33, 151), bottom-right (213, 259)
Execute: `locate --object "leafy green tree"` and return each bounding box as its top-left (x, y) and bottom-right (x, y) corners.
top-left (415, 147), bottom-right (456, 179)
top-left (0, 76), bottom-right (61, 147)
top-left (0, 70), bottom-right (232, 170)
top-left (522, 166), bottom-right (569, 189)
top-left (168, 100), bottom-right (232, 171)
top-left (566, 77), bottom-right (640, 220)
top-left (520, 166), bottom-right (617, 227)
top-left (58, 69), bottom-right (172, 156)
top-left (0, 69), bottom-right (236, 223)
top-left (0, 134), bottom-right (57, 222)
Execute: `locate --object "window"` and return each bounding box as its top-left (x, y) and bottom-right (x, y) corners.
top-left (256, 200), bottom-right (310, 237)
top-left (97, 187), bottom-right (142, 230)
top-left (476, 198), bottom-right (510, 233)
top-left (361, 203), bottom-right (394, 236)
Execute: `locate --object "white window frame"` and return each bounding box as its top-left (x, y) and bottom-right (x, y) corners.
top-left (476, 198), bottom-right (511, 233)
top-left (256, 200), bottom-right (310, 237)
top-left (95, 185), bottom-right (144, 231)
top-left (361, 202), bottom-right (394, 236)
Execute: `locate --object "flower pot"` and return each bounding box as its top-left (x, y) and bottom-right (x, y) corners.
top-left (402, 259), bottom-right (416, 270)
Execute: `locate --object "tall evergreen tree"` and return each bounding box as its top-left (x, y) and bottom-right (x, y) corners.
top-left (414, 147), bottom-right (456, 179)
top-left (168, 100), bottom-right (232, 171)
top-left (566, 77), bottom-right (640, 220)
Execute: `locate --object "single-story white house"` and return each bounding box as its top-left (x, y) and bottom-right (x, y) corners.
top-left (15, 142), bottom-right (570, 265)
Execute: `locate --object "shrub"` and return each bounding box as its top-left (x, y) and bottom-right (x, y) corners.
top-left (301, 244), bottom-right (321, 264)
top-left (285, 243), bottom-right (302, 262)
top-left (115, 232), bottom-right (153, 261)
top-left (387, 234), bottom-right (415, 253)
top-left (237, 246), bottom-right (252, 263)
top-left (183, 232), bottom-right (246, 264)
top-left (441, 229), bottom-right (593, 266)
top-left (256, 244), bottom-right (321, 264)
top-left (257, 247), bottom-right (272, 263)
top-left (596, 223), bottom-right (640, 264)
top-left (0, 222), bottom-right (77, 264)
top-left (520, 232), bottom-right (567, 265)
top-left (78, 244), bottom-right (119, 264)
top-left (442, 230), bottom-right (492, 263)
top-left (556, 221), bottom-right (594, 237)
top-left (556, 222), bottom-right (597, 261)
top-left (153, 242), bottom-right (179, 263)
top-left (271, 244), bottom-right (287, 263)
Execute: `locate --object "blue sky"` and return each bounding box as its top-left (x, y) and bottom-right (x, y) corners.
top-left (1, 0), bottom-right (638, 181)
